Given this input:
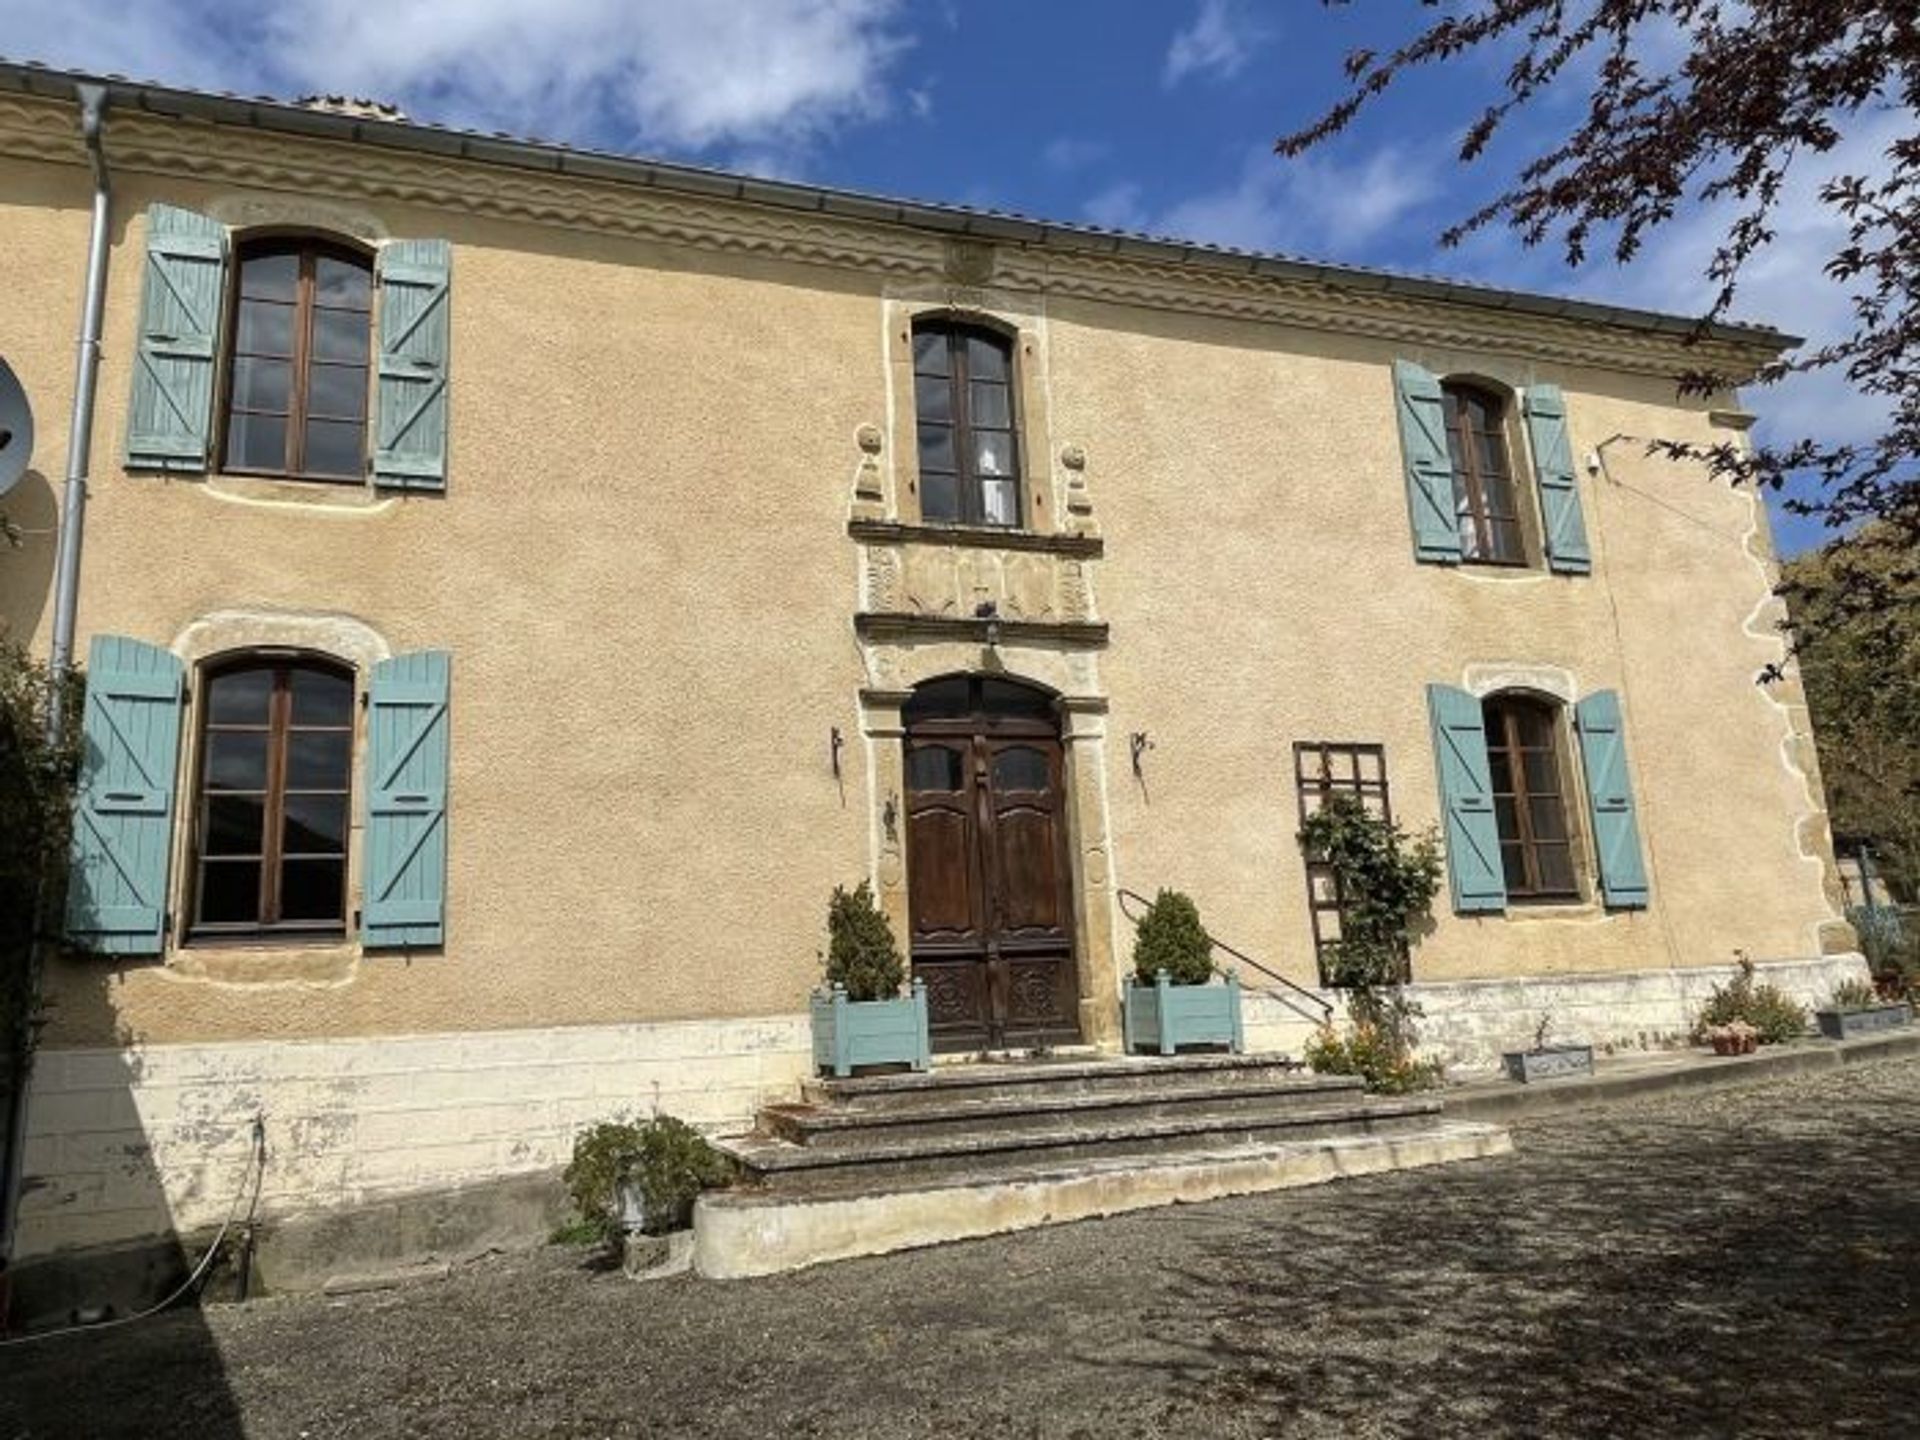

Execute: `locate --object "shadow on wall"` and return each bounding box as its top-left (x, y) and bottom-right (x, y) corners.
top-left (1, 954), bottom-right (249, 1438)
top-left (0, 468), bottom-right (58, 641)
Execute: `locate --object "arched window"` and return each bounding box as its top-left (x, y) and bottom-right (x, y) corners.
top-left (222, 238), bottom-right (373, 481)
top-left (911, 319), bottom-right (1021, 528)
top-left (1442, 381), bottom-right (1524, 565)
top-left (1482, 692), bottom-right (1577, 899)
top-left (192, 655), bottom-right (355, 935)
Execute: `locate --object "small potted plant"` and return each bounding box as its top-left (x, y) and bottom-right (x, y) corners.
top-left (811, 881), bottom-right (930, 1077)
top-left (1122, 889), bottom-right (1243, 1055)
top-left (561, 1113), bottom-right (735, 1276)
top-left (1704, 1019), bottom-right (1759, 1056)
top-left (1502, 1012), bottom-right (1596, 1083)
top-left (1814, 977), bottom-right (1913, 1042)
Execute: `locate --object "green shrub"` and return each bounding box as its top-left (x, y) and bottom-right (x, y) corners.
top-left (561, 1114), bottom-right (735, 1242)
top-left (1828, 978), bottom-right (1884, 1013)
top-left (1849, 905), bottom-right (1919, 998)
top-left (1131, 889), bottom-right (1215, 986)
top-left (1693, 954), bottom-right (1810, 1045)
top-left (1305, 1019), bottom-right (1443, 1095)
top-left (823, 880), bottom-right (905, 1002)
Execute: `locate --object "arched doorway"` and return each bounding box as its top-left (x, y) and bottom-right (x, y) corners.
top-left (903, 674), bottom-right (1081, 1051)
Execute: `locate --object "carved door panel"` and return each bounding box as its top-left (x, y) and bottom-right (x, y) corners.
top-left (904, 684), bottom-right (1080, 1052)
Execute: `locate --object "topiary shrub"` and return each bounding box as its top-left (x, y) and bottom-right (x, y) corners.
top-left (1693, 953), bottom-right (1810, 1045)
top-left (561, 1113), bottom-right (736, 1243)
top-left (823, 880), bottom-right (905, 1003)
top-left (1132, 889), bottom-right (1215, 986)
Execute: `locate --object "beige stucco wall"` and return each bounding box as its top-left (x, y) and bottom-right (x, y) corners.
top-left (0, 102), bottom-right (1844, 1068)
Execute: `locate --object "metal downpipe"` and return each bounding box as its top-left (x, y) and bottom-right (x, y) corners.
top-left (1, 80), bottom-right (111, 1289)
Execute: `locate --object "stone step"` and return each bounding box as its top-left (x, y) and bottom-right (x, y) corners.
top-left (723, 1096), bottom-right (1443, 1196)
top-left (696, 1121), bottom-right (1514, 1279)
top-left (762, 1074), bottom-right (1375, 1149)
top-left (801, 1051), bottom-right (1322, 1112)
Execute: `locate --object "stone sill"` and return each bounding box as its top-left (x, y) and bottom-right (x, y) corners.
top-left (847, 519), bottom-right (1103, 559)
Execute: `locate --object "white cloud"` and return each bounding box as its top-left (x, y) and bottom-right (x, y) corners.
top-left (1163, 0), bottom-right (1269, 88)
top-left (1042, 137), bottom-right (1109, 173)
top-left (1098, 145), bottom-right (1440, 257)
top-left (0, 0), bottom-right (912, 160)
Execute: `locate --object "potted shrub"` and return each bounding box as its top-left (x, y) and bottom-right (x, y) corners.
top-left (1692, 951), bottom-right (1810, 1047)
top-left (1502, 1012), bottom-right (1595, 1083)
top-left (1815, 977), bottom-right (1914, 1041)
top-left (561, 1113), bottom-right (735, 1274)
top-left (1122, 889), bottom-right (1243, 1054)
top-left (811, 881), bottom-right (929, 1077)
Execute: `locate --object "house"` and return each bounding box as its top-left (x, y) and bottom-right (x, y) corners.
top-left (0, 64), bottom-right (1860, 1292)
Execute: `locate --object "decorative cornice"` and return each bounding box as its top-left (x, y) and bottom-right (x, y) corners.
top-left (0, 91), bottom-right (1783, 381)
top-left (854, 613), bottom-right (1109, 649)
top-left (847, 519), bottom-right (1105, 558)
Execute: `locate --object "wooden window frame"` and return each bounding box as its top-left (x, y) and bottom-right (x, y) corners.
top-left (1483, 694), bottom-right (1581, 902)
top-left (1292, 742), bottom-right (1404, 985)
top-left (1441, 381), bottom-right (1527, 567)
top-left (188, 653), bottom-right (355, 940)
top-left (219, 238), bottom-right (373, 485)
top-left (911, 319), bottom-right (1023, 530)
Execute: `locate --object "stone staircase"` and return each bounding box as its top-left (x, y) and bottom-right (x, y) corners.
top-left (695, 1053), bottom-right (1511, 1278)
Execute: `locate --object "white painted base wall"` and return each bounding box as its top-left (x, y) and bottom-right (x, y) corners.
top-left (17, 1014), bottom-right (810, 1259)
top-left (1243, 953), bottom-right (1872, 1071)
top-left (18, 953), bottom-right (1869, 1259)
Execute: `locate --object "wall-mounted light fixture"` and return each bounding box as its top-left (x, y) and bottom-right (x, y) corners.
top-left (1130, 731), bottom-right (1154, 778)
top-left (830, 725), bottom-right (845, 779)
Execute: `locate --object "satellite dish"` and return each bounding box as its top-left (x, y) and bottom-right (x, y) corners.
top-left (0, 358), bottom-right (33, 500)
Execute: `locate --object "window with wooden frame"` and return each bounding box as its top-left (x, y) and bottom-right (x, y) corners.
top-left (1293, 742), bottom-right (1400, 984)
top-left (1441, 381), bottom-right (1526, 565)
top-left (1482, 693), bottom-right (1580, 901)
top-left (191, 656), bottom-right (354, 937)
top-left (911, 319), bottom-right (1022, 528)
top-left (221, 238), bottom-right (373, 482)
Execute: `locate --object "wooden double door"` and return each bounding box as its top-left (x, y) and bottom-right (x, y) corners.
top-left (903, 676), bottom-right (1081, 1052)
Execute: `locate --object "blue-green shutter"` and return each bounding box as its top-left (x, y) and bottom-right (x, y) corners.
top-left (1575, 690), bottom-right (1649, 908)
top-left (66, 636), bottom-right (185, 954)
top-left (1392, 360), bottom-right (1463, 564)
top-left (1427, 684), bottom-right (1506, 913)
top-left (125, 205), bottom-right (227, 472)
top-left (1522, 384), bottom-right (1592, 574)
top-left (372, 240), bottom-right (451, 490)
top-left (362, 651), bottom-right (450, 947)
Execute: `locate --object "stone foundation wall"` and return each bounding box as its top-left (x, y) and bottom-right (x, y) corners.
top-left (17, 1014), bottom-right (810, 1259)
top-left (1243, 953), bottom-right (1872, 1073)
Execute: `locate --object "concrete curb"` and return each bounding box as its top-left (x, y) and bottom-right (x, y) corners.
top-left (693, 1121), bottom-right (1512, 1280)
top-left (1443, 1028), bottom-right (1920, 1127)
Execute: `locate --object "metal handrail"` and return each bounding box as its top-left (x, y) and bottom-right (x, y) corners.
top-left (1115, 887), bottom-right (1333, 1026)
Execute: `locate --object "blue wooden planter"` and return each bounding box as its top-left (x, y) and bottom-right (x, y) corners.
top-left (1123, 970), bottom-right (1243, 1055)
top-left (811, 980), bottom-right (931, 1077)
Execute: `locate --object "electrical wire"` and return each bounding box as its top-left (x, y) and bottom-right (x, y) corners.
top-left (1, 1112), bottom-right (266, 1347)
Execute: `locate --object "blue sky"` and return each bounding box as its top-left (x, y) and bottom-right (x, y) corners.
top-left (7, 0), bottom-right (1893, 555)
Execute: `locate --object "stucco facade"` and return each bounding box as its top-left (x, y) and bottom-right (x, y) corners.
top-left (0, 73), bottom-right (1857, 1260)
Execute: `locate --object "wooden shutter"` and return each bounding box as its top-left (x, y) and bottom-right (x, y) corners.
top-left (1523, 384), bottom-right (1592, 574)
top-left (125, 204), bottom-right (227, 472)
top-left (372, 239), bottom-right (451, 490)
top-left (66, 636), bottom-right (185, 954)
top-left (1574, 690), bottom-right (1650, 908)
top-left (1392, 360), bottom-right (1463, 564)
top-left (362, 650), bottom-right (451, 947)
top-left (1426, 684), bottom-right (1506, 913)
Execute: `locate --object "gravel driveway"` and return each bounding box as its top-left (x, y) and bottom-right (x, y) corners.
top-left (4, 1057), bottom-right (1916, 1440)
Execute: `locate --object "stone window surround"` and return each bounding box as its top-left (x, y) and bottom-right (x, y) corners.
top-left (160, 608), bottom-right (391, 985)
top-left (883, 292), bottom-right (1058, 535)
top-left (856, 639), bottom-right (1121, 1050)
